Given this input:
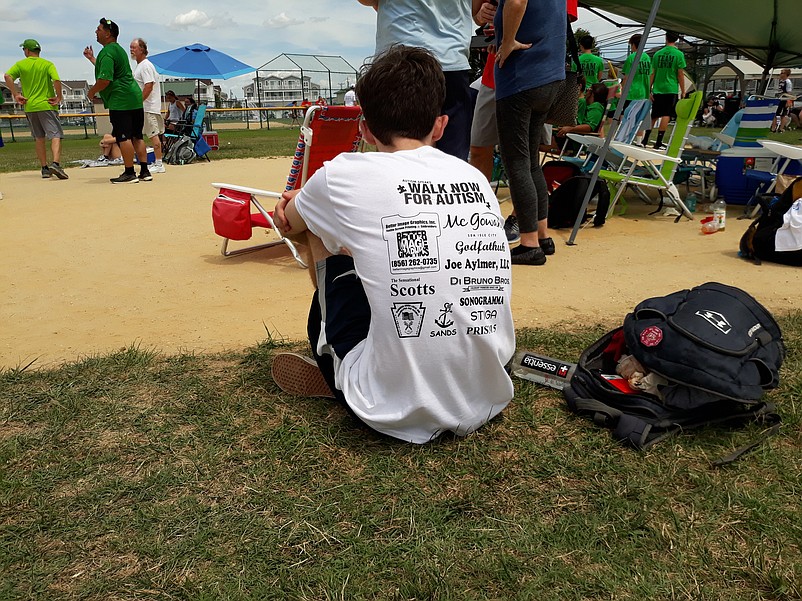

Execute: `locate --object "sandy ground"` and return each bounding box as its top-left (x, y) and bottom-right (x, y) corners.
top-left (1, 156), bottom-right (800, 369)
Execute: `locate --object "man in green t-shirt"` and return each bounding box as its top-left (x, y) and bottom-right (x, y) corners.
top-left (644, 30), bottom-right (686, 150)
top-left (578, 35), bottom-right (604, 89)
top-left (85, 18), bottom-right (150, 184)
top-left (4, 39), bottom-right (69, 180)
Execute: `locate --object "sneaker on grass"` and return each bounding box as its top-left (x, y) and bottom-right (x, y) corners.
top-left (110, 172), bottom-right (139, 184)
top-left (271, 353), bottom-right (335, 399)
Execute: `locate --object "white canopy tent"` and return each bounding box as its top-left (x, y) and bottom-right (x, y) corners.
top-left (710, 59), bottom-right (802, 95)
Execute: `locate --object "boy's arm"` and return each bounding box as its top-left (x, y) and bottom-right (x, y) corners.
top-left (678, 68), bottom-right (686, 97)
top-left (273, 189), bottom-right (309, 235)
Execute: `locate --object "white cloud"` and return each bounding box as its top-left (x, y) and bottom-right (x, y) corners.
top-left (170, 10), bottom-right (214, 30)
top-left (264, 12), bottom-right (303, 28)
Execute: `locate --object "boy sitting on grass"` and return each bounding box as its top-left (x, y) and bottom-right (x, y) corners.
top-left (271, 45), bottom-right (516, 443)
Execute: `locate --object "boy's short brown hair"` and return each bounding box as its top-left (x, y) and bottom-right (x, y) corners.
top-left (355, 45), bottom-right (445, 146)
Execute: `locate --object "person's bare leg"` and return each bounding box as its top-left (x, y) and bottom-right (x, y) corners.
top-left (150, 135), bottom-right (162, 162)
top-left (50, 137), bottom-right (62, 164)
top-left (469, 145), bottom-right (494, 182)
top-left (133, 138), bottom-right (148, 165)
top-left (35, 137), bottom-right (47, 167)
top-left (119, 139), bottom-right (135, 168)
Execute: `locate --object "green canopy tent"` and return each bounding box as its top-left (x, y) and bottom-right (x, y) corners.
top-left (579, 0), bottom-right (802, 70)
top-left (567, 0), bottom-right (802, 243)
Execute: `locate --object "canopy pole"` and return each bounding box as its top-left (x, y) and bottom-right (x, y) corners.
top-left (567, 0), bottom-right (663, 245)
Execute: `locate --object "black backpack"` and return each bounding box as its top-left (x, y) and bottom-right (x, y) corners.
top-left (548, 174), bottom-right (611, 229)
top-left (563, 282), bottom-right (784, 464)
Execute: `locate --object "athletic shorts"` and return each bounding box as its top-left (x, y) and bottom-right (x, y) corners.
top-left (143, 112), bottom-right (165, 138)
top-left (651, 93), bottom-right (678, 119)
top-left (26, 110), bottom-right (64, 139)
top-left (437, 70), bottom-right (473, 160)
top-left (307, 254), bottom-right (371, 404)
top-left (470, 82), bottom-right (498, 147)
top-left (110, 108), bottom-right (145, 143)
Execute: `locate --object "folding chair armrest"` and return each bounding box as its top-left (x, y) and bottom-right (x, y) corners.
top-left (567, 133), bottom-right (603, 150)
top-left (610, 142), bottom-right (681, 163)
top-left (211, 182), bottom-right (283, 199)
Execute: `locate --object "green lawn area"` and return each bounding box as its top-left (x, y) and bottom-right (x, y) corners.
top-left (2, 314), bottom-right (801, 600)
top-left (0, 128), bottom-right (302, 173)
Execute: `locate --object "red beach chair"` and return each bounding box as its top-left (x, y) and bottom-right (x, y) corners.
top-left (211, 104), bottom-right (363, 266)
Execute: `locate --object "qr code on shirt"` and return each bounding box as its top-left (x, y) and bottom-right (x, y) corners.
top-left (397, 231), bottom-right (429, 258)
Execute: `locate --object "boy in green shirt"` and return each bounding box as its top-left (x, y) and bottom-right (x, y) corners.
top-left (621, 34), bottom-right (652, 142)
top-left (85, 18), bottom-right (150, 184)
top-left (4, 39), bottom-right (69, 179)
top-left (644, 30), bottom-right (686, 149)
top-left (578, 35), bottom-right (604, 89)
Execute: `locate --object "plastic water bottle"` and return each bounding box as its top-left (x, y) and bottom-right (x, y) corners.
top-left (712, 198), bottom-right (727, 230)
top-left (685, 193), bottom-right (698, 213)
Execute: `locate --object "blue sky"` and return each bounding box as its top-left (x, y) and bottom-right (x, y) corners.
top-left (2, 2), bottom-right (627, 97)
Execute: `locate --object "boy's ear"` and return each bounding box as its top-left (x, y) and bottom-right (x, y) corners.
top-left (359, 119), bottom-right (378, 146)
top-left (430, 114), bottom-right (449, 143)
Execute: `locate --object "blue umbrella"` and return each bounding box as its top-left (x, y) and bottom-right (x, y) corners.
top-left (148, 43), bottom-right (254, 79)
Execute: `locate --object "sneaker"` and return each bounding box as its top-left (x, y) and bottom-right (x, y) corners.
top-left (110, 172), bottom-right (139, 184)
top-left (539, 237), bottom-right (556, 255)
top-left (41, 166), bottom-right (52, 179)
top-left (271, 353), bottom-right (335, 398)
top-left (139, 168), bottom-right (153, 182)
top-left (504, 214), bottom-right (520, 244)
top-left (511, 246), bottom-right (547, 266)
top-left (50, 163), bottom-right (69, 180)
top-left (108, 157), bottom-right (123, 165)
top-left (653, 142), bottom-right (666, 151)
top-left (149, 163), bottom-right (166, 174)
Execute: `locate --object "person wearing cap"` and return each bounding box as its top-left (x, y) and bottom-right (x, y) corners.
top-left (4, 39), bottom-right (69, 180)
top-left (84, 18), bottom-right (150, 184)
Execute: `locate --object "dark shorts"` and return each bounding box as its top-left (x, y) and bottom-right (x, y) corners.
top-left (651, 93), bottom-right (678, 119)
top-left (110, 108), bottom-right (145, 144)
top-left (436, 70), bottom-right (473, 161)
top-left (307, 254), bottom-right (371, 403)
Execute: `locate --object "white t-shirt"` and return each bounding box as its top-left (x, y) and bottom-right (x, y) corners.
top-left (374, 0), bottom-right (472, 72)
top-left (775, 198), bottom-right (802, 252)
top-left (295, 146), bottom-right (515, 443)
top-left (344, 89), bottom-right (356, 106)
top-left (133, 58), bottom-right (162, 114)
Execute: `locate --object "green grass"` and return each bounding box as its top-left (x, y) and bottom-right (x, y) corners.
top-left (0, 128), bottom-right (302, 174)
top-left (2, 314), bottom-right (801, 600)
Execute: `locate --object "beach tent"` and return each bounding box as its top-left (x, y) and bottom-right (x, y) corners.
top-left (567, 0), bottom-right (802, 243)
top-left (579, 0), bottom-right (802, 69)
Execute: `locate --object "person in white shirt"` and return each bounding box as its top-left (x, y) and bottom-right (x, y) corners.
top-left (343, 86), bottom-right (357, 106)
top-left (271, 46), bottom-right (515, 443)
top-left (130, 38), bottom-right (165, 172)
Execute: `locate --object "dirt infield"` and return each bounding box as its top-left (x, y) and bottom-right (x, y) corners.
top-left (1, 157), bottom-right (799, 369)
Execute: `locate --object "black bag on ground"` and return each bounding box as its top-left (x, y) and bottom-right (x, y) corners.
top-left (563, 282), bottom-right (784, 463)
top-left (548, 174), bottom-right (610, 229)
top-left (164, 135), bottom-right (197, 165)
top-left (739, 176), bottom-right (802, 266)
